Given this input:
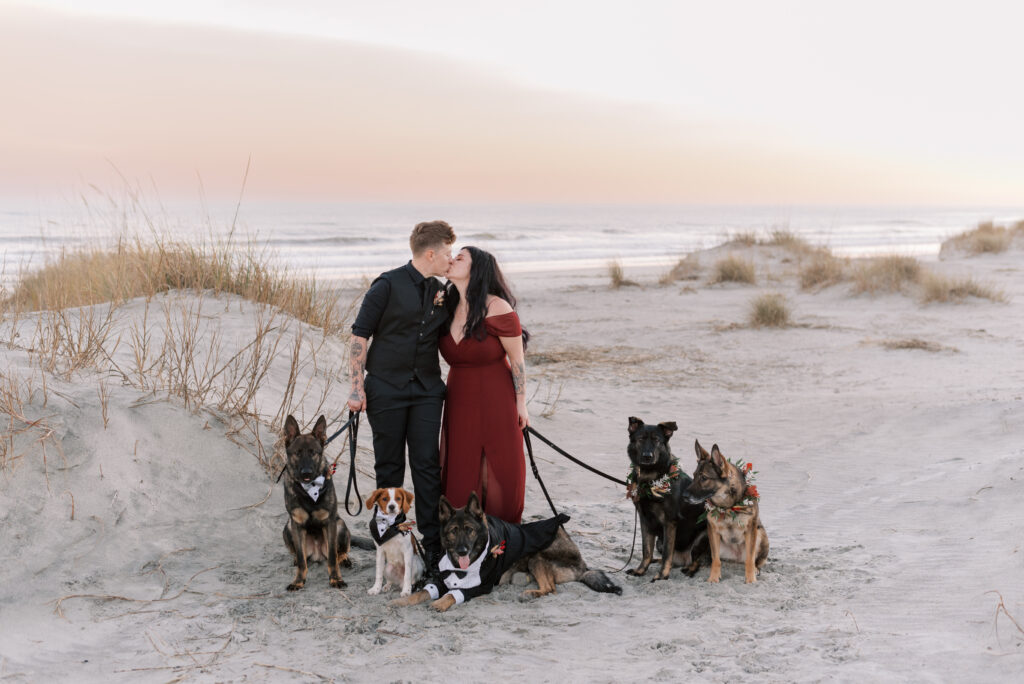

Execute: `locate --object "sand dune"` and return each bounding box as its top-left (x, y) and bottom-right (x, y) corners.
top-left (1, 244), bottom-right (1022, 682)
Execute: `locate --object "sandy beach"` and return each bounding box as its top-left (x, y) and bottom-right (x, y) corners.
top-left (1, 237), bottom-right (1022, 682)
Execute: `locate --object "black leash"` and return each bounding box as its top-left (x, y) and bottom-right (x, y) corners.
top-left (523, 428), bottom-right (561, 518)
top-left (340, 411), bottom-right (363, 517)
top-left (325, 411), bottom-right (359, 446)
top-left (522, 426), bottom-right (638, 573)
top-left (524, 426), bottom-right (627, 487)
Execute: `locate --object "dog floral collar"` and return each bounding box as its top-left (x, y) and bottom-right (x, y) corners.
top-left (703, 460), bottom-right (760, 521)
top-left (626, 457), bottom-right (681, 502)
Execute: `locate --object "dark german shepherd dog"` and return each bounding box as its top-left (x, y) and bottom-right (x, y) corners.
top-left (281, 415), bottom-right (352, 591)
top-left (625, 417), bottom-right (707, 581)
top-left (684, 440), bottom-right (769, 583)
top-left (390, 492), bottom-right (621, 612)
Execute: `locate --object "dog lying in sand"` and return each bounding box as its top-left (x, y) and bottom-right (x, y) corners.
top-left (389, 492), bottom-right (621, 611)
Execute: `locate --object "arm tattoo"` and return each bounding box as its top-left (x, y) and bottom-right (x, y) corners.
top-left (349, 337), bottom-right (367, 399)
top-left (511, 360), bottom-right (526, 396)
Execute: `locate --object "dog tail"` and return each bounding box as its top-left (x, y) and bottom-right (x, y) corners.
top-left (350, 534), bottom-right (375, 551)
top-left (580, 569), bottom-right (622, 595)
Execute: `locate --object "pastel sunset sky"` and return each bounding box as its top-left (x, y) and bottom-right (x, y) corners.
top-left (2, 0), bottom-right (1022, 204)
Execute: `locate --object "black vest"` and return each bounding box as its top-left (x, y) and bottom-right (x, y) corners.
top-left (365, 264), bottom-right (447, 390)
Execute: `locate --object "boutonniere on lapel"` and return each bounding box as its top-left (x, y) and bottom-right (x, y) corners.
top-left (490, 540), bottom-right (506, 557)
top-left (433, 289), bottom-right (446, 308)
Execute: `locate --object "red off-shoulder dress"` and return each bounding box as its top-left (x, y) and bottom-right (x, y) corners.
top-left (439, 311), bottom-right (525, 524)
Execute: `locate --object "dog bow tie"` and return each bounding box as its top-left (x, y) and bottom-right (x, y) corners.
top-left (301, 475), bottom-right (326, 502)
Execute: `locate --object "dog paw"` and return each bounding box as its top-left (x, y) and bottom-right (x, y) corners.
top-left (340, 556), bottom-right (353, 568)
top-left (431, 595), bottom-right (456, 612)
top-left (286, 582), bottom-right (304, 591)
top-left (329, 578), bottom-right (347, 588)
top-left (707, 575), bottom-right (721, 583)
top-left (368, 585), bottom-right (382, 595)
top-left (625, 568), bottom-right (646, 577)
top-left (400, 587), bottom-right (412, 597)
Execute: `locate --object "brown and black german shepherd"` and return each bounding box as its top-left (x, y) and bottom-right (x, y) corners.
top-left (625, 417), bottom-right (708, 581)
top-left (684, 440), bottom-right (769, 583)
top-left (281, 415), bottom-right (352, 591)
top-left (390, 492), bottom-right (621, 612)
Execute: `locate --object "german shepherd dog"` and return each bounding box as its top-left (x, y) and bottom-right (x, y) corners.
top-left (390, 492), bottom-right (621, 612)
top-left (625, 417), bottom-right (708, 581)
top-left (281, 415), bottom-right (352, 591)
top-left (684, 440), bottom-right (769, 583)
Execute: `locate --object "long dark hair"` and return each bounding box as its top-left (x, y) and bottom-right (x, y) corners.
top-left (446, 246), bottom-right (529, 347)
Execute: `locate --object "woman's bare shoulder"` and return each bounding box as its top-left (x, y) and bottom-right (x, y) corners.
top-left (485, 296), bottom-right (514, 317)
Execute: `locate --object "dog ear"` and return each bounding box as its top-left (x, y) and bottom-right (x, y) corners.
top-left (710, 444), bottom-right (727, 471)
top-left (658, 422), bottom-right (678, 440)
top-left (313, 415), bottom-right (327, 444)
top-left (466, 491), bottom-right (485, 520)
top-left (284, 415), bottom-right (300, 445)
top-left (438, 495), bottom-right (455, 526)
top-left (628, 416), bottom-right (644, 434)
top-left (695, 439), bottom-right (711, 461)
top-left (365, 488), bottom-right (383, 510)
top-left (400, 488), bottom-right (414, 514)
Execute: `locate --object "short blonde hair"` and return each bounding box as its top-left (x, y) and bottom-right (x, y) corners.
top-left (410, 221), bottom-right (456, 256)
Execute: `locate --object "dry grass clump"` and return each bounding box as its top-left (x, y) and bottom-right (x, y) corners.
top-left (748, 292), bottom-right (791, 328)
top-left (920, 272), bottom-right (1006, 304)
top-left (850, 255), bottom-right (921, 295)
top-left (726, 231), bottom-right (759, 247)
top-left (880, 338), bottom-right (946, 352)
top-left (660, 253), bottom-right (701, 285)
top-left (4, 235), bottom-right (349, 334)
top-left (940, 221), bottom-right (1015, 256)
top-left (608, 259), bottom-right (640, 289)
top-left (800, 252), bottom-right (847, 290)
top-left (711, 255), bottom-right (757, 285)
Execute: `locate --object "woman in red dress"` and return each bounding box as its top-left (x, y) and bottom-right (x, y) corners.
top-left (439, 246), bottom-right (529, 523)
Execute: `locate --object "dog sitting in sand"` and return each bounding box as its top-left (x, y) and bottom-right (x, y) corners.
top-left (684, 440), bottom-right (769, 583)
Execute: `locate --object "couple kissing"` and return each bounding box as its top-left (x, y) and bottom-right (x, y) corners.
top-left (347, 220), bottom-right (529, 582)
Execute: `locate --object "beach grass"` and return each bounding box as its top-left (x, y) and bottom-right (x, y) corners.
top-left (711, 255), bottom-right (757, 284)
top-left (660, 253), bottom-right (701, 285)
top-left (940, 221), bottom-right (1015, 256)
top-left (608, 259), bottom-right (640, 288)
top-left (799, 252), bottom-right (847, 290)
top-left (920, 272), bottom-right (1006, 304)
top-left (749, 292), bottom-right (791, 327)
top-left (850, 255), bottom-right (922, 295)
top-left (4, 234), bottom-right (350, 335)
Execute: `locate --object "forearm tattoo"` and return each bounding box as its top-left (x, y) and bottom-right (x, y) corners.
top-left (349, 337), bottom-right (367, 399)
top-left (511, 360), bottom-right (526, 396)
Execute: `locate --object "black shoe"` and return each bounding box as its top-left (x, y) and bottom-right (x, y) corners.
top-left (425, 548), bottom-right (445, 587)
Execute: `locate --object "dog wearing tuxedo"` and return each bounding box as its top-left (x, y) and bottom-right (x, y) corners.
top-left (389, 492), bottom-right (621, 612)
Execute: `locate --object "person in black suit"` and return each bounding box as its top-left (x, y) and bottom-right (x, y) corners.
top-left (348, 221), bottom-right (456, 566)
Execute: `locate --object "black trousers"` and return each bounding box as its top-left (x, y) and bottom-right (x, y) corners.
top-left (364, 374), bottom-right (445, 551)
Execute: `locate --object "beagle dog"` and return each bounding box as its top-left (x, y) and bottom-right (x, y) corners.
top-left (365, 487), bottom-right (425, 596)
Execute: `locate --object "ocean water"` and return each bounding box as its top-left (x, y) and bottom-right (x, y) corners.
top-left (1, 198), bottom-right (1021, 283)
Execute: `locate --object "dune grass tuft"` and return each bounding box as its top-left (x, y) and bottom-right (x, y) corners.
top-left (4, 234), bottom-right (350, 334)
top-left (850, 255), bottom-right (921, 295)
top-left (608, 259), bottom-right (640, 289)
top-left (920, 272), bottom-right (1006, 304)
top-left (660, 253), bottom-right (701, 285)
top-left (748, 292), bottom-right (791, 328)
top-left (940, 221), bottom-right (1014, 256)
top-left (711, 255), bottom-right (757, 285)
top-left (800, 252), bottom-right (847, 290)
